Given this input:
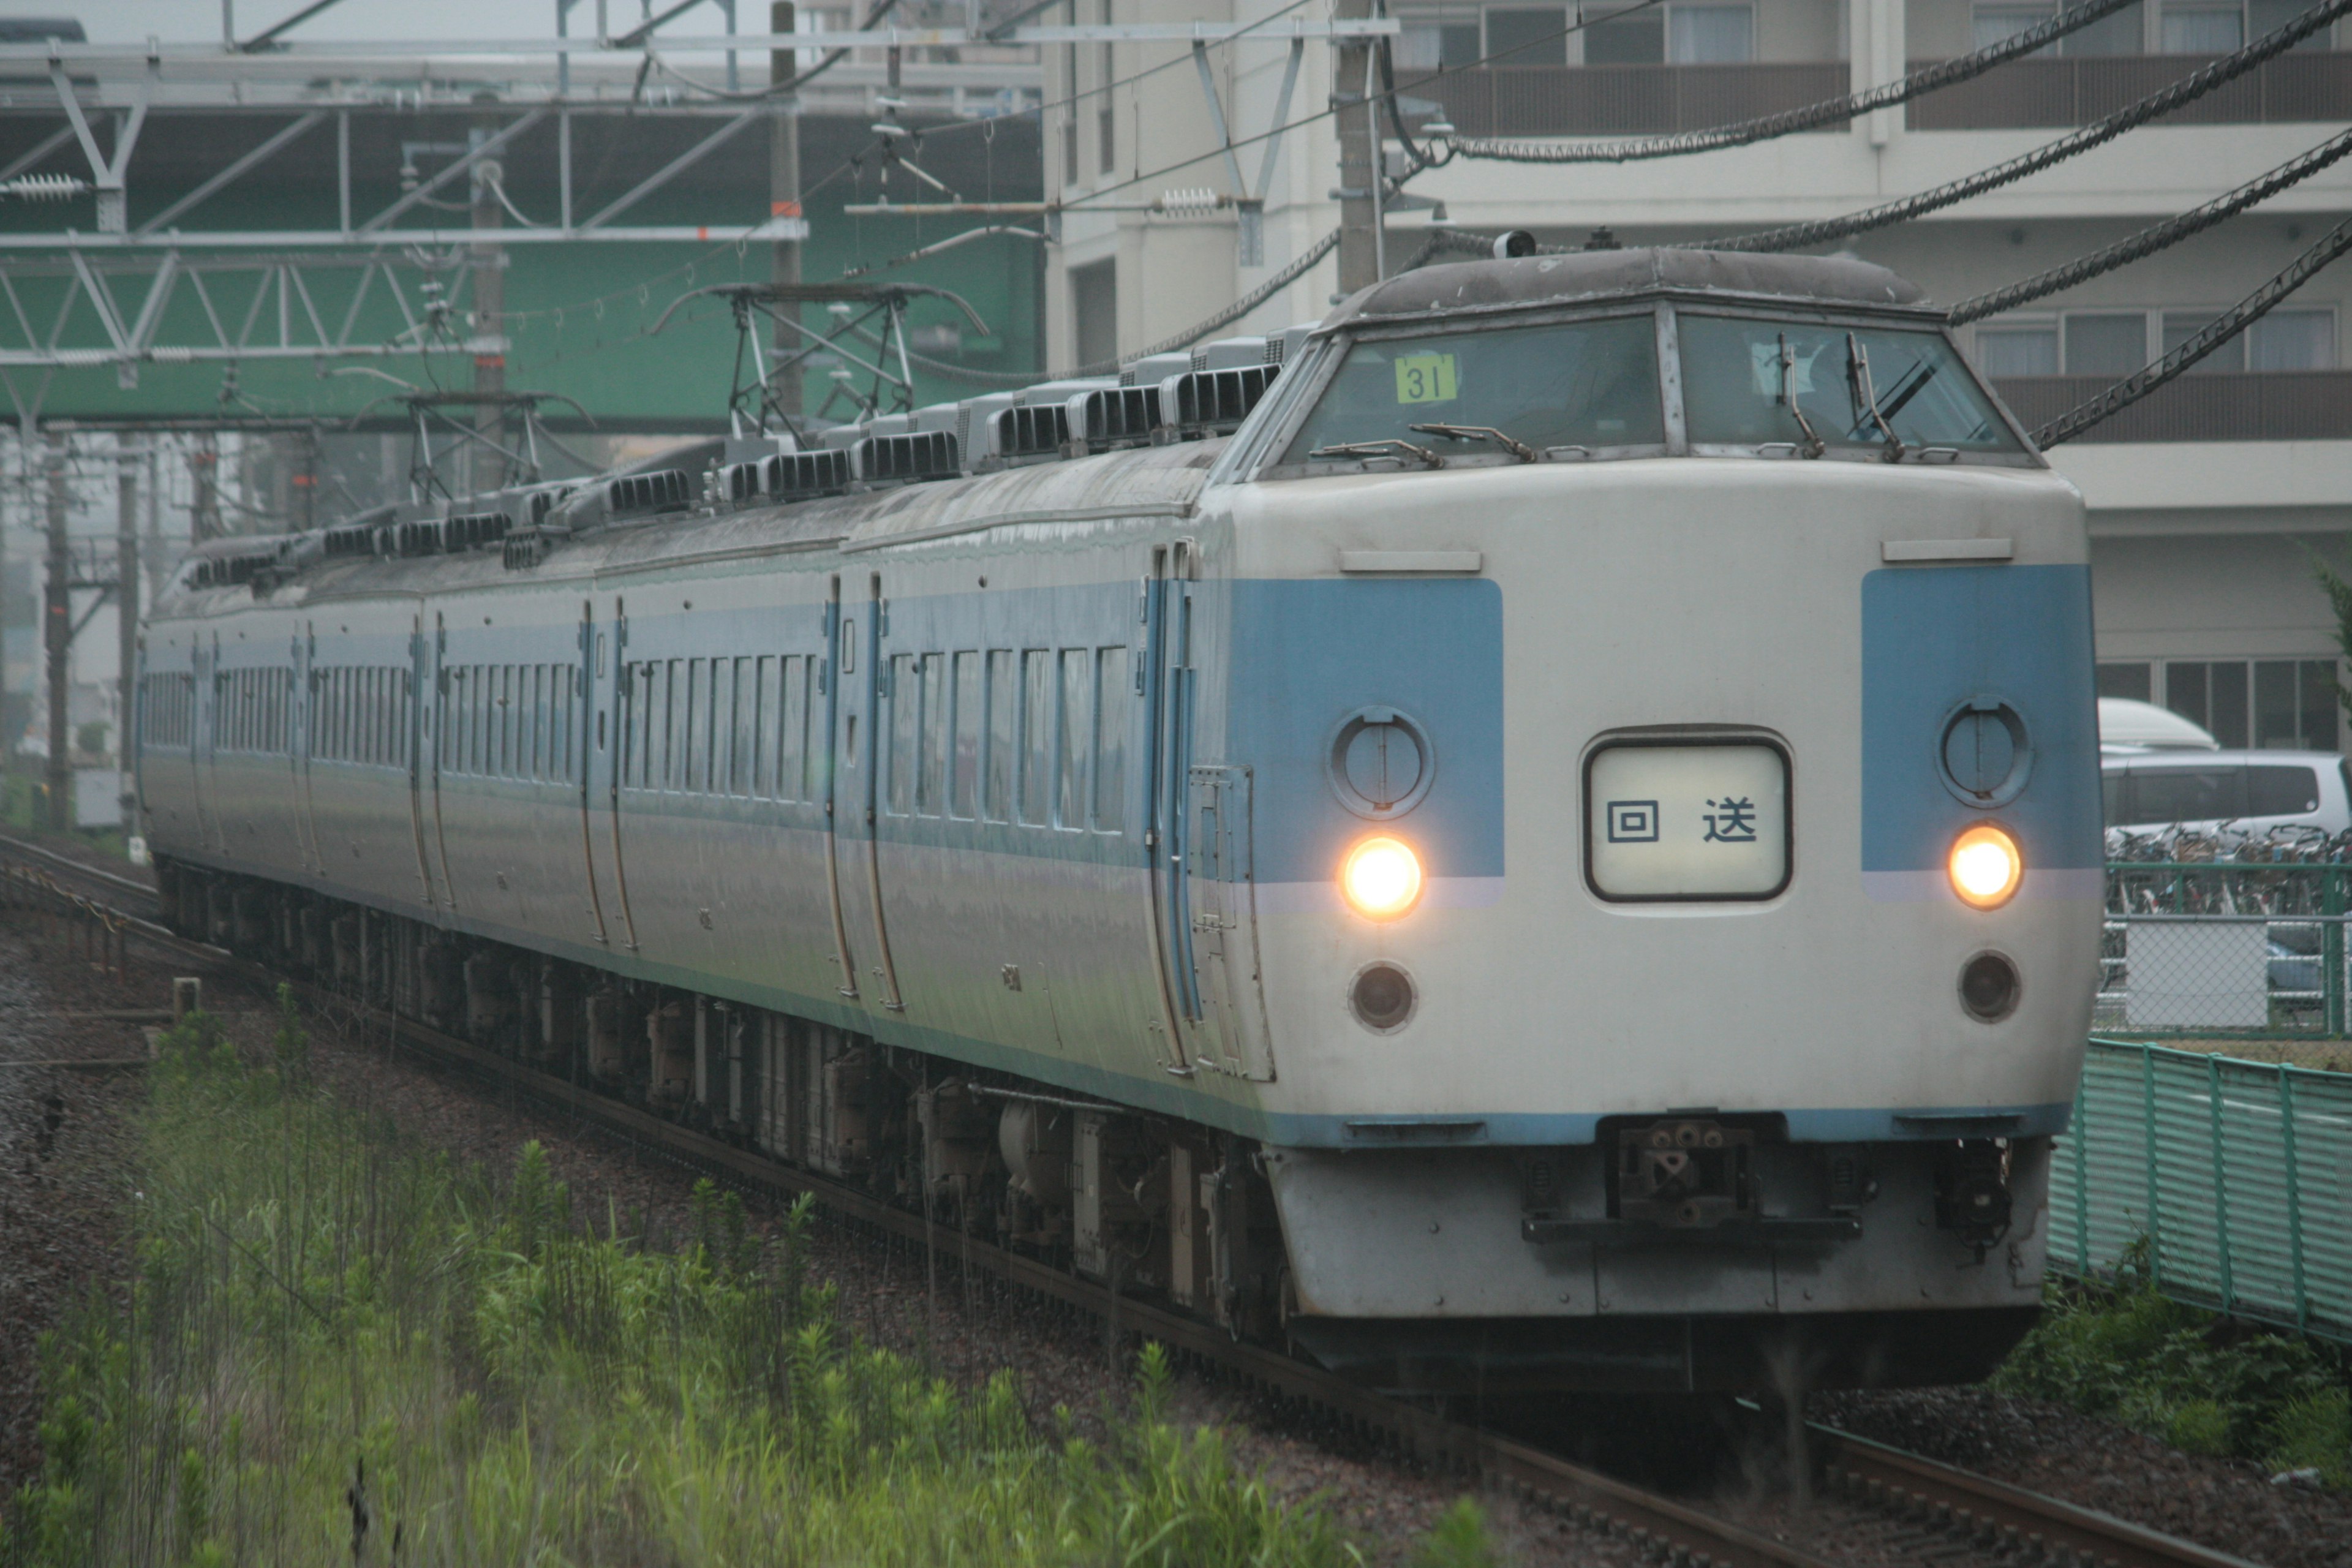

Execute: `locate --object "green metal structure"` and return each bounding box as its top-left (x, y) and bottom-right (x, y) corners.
top-left (2050, 1038), bottom-right (2352, 1343)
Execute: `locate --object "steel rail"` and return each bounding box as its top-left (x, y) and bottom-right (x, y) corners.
top-left (0, 830), bottom-right (2273, 1568)
top-left (1815, 1426), bottom-right (2269, 1568)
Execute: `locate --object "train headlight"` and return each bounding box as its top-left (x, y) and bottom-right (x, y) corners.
top-left (1341, 836), bottom-right (1423, 920)
top-left (1948, 824), bottom-right (2022, 910)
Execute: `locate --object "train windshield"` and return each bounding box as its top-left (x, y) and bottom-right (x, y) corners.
top-left (1678, 314), bottom-right (2021, 454)
top-left (1281, 314), bottom-right (1665, 464)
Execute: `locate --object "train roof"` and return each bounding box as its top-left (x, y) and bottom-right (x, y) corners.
top-left (1329, 248), bottom-right (1930, 329)
top-left (148, 437), bottom-right (1223, 617)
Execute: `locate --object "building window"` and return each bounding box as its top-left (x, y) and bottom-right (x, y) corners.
top-left (1669, 4), bottom-right (1754, 61)
top-left (1977, 323), bottom-right (2059, 377)
top-left (1398, 4), bottom-right (1484, 67)
top-left (2163, 658), bottom-right (2340, 750)
top-left (1977, 0), bottom-right (2147, 55)
top-left (2250, 308), bottom-right (2336, 370)
top-left (2099, 662), bottom-right (2155, 701)
top-left (2064, 314), bottom-right (2150, 376)
top-left (1071, 258), bottom-right (1117, 372)
top-left (2162, 1), bottom-right (2244, 51)
top-left (1488, 6), bottom-right (1569, 64)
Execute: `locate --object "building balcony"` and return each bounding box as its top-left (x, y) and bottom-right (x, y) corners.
top-left (1397, 64), bottom-right (1849, 137)
top-left (1907, 50), bottom-right (2352, 129)
top-left (1398, 51), bottom-right (2351, 138)
top-left (1994, 370), bottom-right (2352, 443)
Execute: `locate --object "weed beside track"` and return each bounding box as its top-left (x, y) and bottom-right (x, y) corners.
top-left (0, 995), bottom-right (1387, 1567)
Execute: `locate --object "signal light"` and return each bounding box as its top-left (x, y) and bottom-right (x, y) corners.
top-left (1949, 824), bottom-right (2023, 910)
top-left (1341, 836), bottom-right (1424, 921)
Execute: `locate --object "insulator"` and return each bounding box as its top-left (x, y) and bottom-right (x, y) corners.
top-left (0, 174), bottom-right (89, 202)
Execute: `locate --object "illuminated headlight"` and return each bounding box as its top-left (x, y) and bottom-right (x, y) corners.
top-left (1948, 824), bottom-right (2023, 910)
top-left (1341, 836), bottom-right (1423, 920)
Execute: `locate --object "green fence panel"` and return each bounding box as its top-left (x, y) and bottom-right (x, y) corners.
top-left (2053, 1039), bottom-right (2352, 1342)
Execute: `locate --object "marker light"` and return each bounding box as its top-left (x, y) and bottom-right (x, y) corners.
top-left (1341, 836), bottom-right (1424, 920)
top-left (1949, 824), bottom-right (2023, 910)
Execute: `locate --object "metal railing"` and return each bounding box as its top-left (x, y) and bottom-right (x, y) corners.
top-left (2049, 1039), bottom-right (2352, 1342)
top-left (1992, 371), bottom-right (2352, 443)
top-left (1907, 48), bottom-right (2352, 129)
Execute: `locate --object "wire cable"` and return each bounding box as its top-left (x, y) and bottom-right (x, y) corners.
top-left (1950, 123), bottom-right (2352, 323)
top-left (2038, 211), bottom-right (2352, 445)
top-left (1427, 0), bottom-right (2139, 167)
top-left (1695, 0), bottom-right (2352, 252)
top-left (905, 226), bottom-right (1341, 385)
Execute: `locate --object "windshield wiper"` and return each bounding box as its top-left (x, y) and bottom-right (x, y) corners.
top-left (1409, 423), bottom-right (1537, 463)
top-left (1844, 333), bottom-right (1907, 462)
top-left (1307, 439), bottom-right (1446, 469)
top-left (1776, 334), bottom-right (1825, 458)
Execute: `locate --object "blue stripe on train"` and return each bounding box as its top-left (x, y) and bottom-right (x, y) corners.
top-left (1860, 564), bottom-right (2102, 880)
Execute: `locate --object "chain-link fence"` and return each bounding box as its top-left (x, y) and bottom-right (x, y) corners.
top-left (2101, 863), bottom-right (2352, 1035)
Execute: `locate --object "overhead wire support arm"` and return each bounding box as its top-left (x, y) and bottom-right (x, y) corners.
top-left (236, 0), bottom-right (353, 53)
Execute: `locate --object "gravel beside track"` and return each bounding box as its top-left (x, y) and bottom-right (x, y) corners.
top-left (1815, 1389), bottom-right (2352, 1568)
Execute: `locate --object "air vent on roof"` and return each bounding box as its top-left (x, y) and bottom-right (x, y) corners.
top-left (766, 447), bottom-right (854, 500)
top-left (503, 527), bottom-right (563, 570)
top-left (992, 403), bottom-right (1069, 462)
top-left (192, 549), bottom-right (281, 590)
top-left (1159, 364), bottom-right (1280, 435)
top-left (1071, 386), bottom-right (1158, 452)
top-left (856, 429), bottom-right (961, 484)
top-left (607, 468), bottom-right (692, 519)
top-left (722, 461), bottom-right (766, 503)
top-left (388, 518), bottom-right (445, 558)
top-left (527, 489), bottom-right (564, 526)
top-left (321, 523), bottom-right (375, 559)
top-left (444, 511), bottom-right (511, 552)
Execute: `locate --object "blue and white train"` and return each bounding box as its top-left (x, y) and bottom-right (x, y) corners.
top-left (137, 248), bottom-right (2103, 1393)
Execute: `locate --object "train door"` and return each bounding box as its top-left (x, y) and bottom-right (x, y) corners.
top-left (193, 635), bottom-right (220, 852)
top-left (576, 599), bottom-right (612, 947)
top-left (405, 614), bottom-right (437, 907)
top-left (1142, 550), bottom-right (1196, 1072)
top-left (594, 597), bottom-right (638, 950)
top-left (821, 576), bottom-right (880, 1012)
top-left (825, 575), bottom-right (908, 1015)
top-left (1186, 766), bottom-right (1273, 1080)
top-left (426, 612), bottom-right (457, 908)
top-left (292, 625), bottom-right (319, 874)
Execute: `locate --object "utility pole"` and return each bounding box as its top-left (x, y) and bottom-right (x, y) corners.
top-left (190, 435), bottom-right (221, 544)
top-left (1333, 0), bottom-right (1381, 298)
top-left (43, 429), bottom-right (68, 831)
top-left (116, 435), bottom-right (138, 825)
top-left (769, 2), bottom-right (804, 427)
top-left (471, 110), bottom-right (508, 492)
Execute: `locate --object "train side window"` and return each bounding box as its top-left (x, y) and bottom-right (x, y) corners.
top-left (682, 658), bottom-right (704, 793)
top-left (753, 657), bottom-right (776, 796)
top-left (1057, 649), bottom-right (1088, 831)
top-left (1094, 647), bottom-right (1128, 832)
top-left (951, 651), bottom-right (981, 820)
top-left (780, 655), bottom-right (807, 802)
top-left (986, 650), bottom-right (1014, 823)
top-left (919, 652), bottom-right (946, 817)
top-left (732, 657), bottom-right (755, 797)
top-left (887, 654), bottom-right (917, 816)
top-left (648, 661), bottom-right (670, 790)
top-left (1019, 650), bottom-right (1052, 826)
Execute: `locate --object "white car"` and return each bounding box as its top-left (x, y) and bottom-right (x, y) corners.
top-left (2101, 748), bottom-right (2352, 839)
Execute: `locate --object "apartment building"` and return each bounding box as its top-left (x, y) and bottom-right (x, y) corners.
top-left (1042, 1), bottom-right (2352, 753)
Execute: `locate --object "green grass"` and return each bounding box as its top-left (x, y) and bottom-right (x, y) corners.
top-left (1994, 1243), bottom-right (2352, 1488)
top-left (0, 991), bottom-right (1453, 1566)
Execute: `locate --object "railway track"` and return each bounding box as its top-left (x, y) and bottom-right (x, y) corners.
top-left (0, 829), bottom-right (2274, 1568)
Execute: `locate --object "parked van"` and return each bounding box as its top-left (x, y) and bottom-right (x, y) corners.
top-left (2102, 750), bottom-right (2352, 836)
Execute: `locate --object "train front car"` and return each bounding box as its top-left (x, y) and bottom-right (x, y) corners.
top-left (1203, 251), bottom-right (2102, 1394)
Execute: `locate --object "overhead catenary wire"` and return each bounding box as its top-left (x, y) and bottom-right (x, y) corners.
top-left (1950, 123), bottom-right (2352, 323)
top-left (1422, 0), bottom-right (2141, 167)
top-left (2036, 213), bottom-right (2352, 446)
